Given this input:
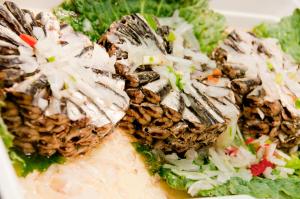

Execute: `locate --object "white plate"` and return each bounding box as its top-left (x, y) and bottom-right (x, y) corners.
top-left (211, 0), bottom-right (300, 28)
top-left (0, 1), bottom-right (298, 199)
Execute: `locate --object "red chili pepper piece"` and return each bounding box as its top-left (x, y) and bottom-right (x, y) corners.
top-left (19, 34), bottom-right (37, 47)
top-left (225, 146), bottom-right (238, 157)
top-left (245, 137), bottom-right (254, 145)
top-left (250, 158), bottom-right (274, 176)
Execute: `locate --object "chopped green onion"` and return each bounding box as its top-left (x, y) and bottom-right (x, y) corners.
top-left (295, 98), bottom-right (300, 109)
top-left (63, 82), bottom-right (69, 89)
top-left (166, 31), bottom-right (176, 42)
top-left (266, 61), bottom-right (274, 71)
top-left (167, 65), bottom-right (175, 73)
top-left (47, 56), bottom-right (56, 63)
top-left (174, 71), bottom-right (184, 91)
top-left (176, 76), bottom-right (185, 91)
top-left (190, 65), bottom-right (196, 73)
top-left (149, 56), bottom-right (154, 63)
top-left (166, 66), bottom-right (185, 91)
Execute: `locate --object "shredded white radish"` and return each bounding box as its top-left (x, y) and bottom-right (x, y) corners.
top-left (221, 30), bottom-right (300, 116)
top-left (269, 156), bottom-right (286, 166)
top-left (265, 143), bottom-right (277, 161)
top-left (188, 180), bottom-right (214, 196)
top-left (185, 149), bottom-right (198, 160)
top-left (263, 167), bottom-right (276, 180)
top-left (13, 12), bottom-right (129, 127)
top-left (275, 150), bottom-right (291, 160)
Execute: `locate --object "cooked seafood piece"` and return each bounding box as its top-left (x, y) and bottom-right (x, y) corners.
top-left (213, 30), bottom-right (300, 152)
top-left (101, 14), bottom-right (239, 154)
top-left (0, 1), bottom-right (129, 157)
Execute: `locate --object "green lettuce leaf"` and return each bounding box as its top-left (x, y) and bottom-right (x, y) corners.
top-left (55, 0), bottom-right (190, 41)
top-left (286, 154), bottom-right (300, 170)
top-left (179, 0), bottom-right (226, 53)
top-left (132, 142), bottom-right (162, 174)
top-left (286, 154), bottom-right (300, 176)
top-left (0, 116), bottom-right (13, 148)
top-left (10, 149), bottom-right (65, 177)
top-left (159, 167), bottom-right (194, 190)
top-left (132, 140), bottom-right (300, 199)
top-left (198, 177), bottom-right (300, 199)
top-left (55, 0), bottom-right (226, 54)
top-left (253, 9), bottom-right (300, 63)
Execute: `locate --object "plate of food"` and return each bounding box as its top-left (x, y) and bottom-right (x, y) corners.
top-left (0, 0), bottom-right (300, 199)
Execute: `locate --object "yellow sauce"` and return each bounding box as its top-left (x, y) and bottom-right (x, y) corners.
top-left (19, 130), bottom-right (190, 199)
top-left (159, 180), bottom-right (190, 199)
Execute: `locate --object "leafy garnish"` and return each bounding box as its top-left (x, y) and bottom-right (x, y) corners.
top-left (132, 139), bottom-right (300, 199)
top-left (286, 154), bottom-right (300, 171)
top-left (179, 0), bottom-right (226, 53)
top-left (10, 149), bottom-right (65, 177)
top-left (56, 0), bottom-right (189, 41)
top-left (159, 167), bottom-right (194, 190)
top-left (132, 142), bottom-right (162, 174)
top-left (197, 177), bottom-right (300, 199)
top-left (0, 116), bottom-right (14, 148)
top-left (55, 0), bottom-right (226, 54)
top-left (253, 9), bottom-right (300, 63)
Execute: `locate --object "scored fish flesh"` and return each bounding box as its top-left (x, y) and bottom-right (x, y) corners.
top-left (0, 1), bottom-right (129, 157)
top-left (213, 30), bottom-right (300, 152)
top-left (101, 14), bottom-right (239, 154)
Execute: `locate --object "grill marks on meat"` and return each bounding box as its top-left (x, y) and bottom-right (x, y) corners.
top-left (0, 2), bottom-right (126, 157)
top-left (213, 30), bottom-right (300, 151)
top-left (99, 14), bottom-right (167, 85)
top-left (4, 1), bottom-right (34, 35)
top-left (102, 14), bottom-right (232, 154)
top-left (118, 77), bottom-right (228, 154)
top-left (2, 91), bottom-right (113, 156)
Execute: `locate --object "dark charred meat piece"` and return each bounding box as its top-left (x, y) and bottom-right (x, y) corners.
top-left (4, 1), bottom-right (33, 35)
top-left (231, 78), bottom-right (261, 95)
top-left (142, 79), bottom-right (172, 104)
top-left (127, 104), bottom-right (152, 125)
top-left (126, 88), bottom-right (144, 104)
top-left (143, 126), bottom-right (171, 139)
top-left (0, 4), bottom-right (25, 35)
top-left (164, 106), bottom-right (182, 122)
top-left (151, 117), bottom-right (173, 129)
top-left (213, 30), bottom-right (300, 151)
top-left (136, 71), bottom-right (160, 85)
top-left (140, 102), bottom-right (163, 118)
top-left (0, 2), bottom-right (129, 157)
top-left (0, 45), bottom-right (19, 55)
top-left (109, 14), bottom-right (237, 154)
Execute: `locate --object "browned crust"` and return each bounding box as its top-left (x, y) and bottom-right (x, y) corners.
top-left (2, 91), bottom-right (113, 157)
top-left (212, 31), bottom-right (300, 151)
